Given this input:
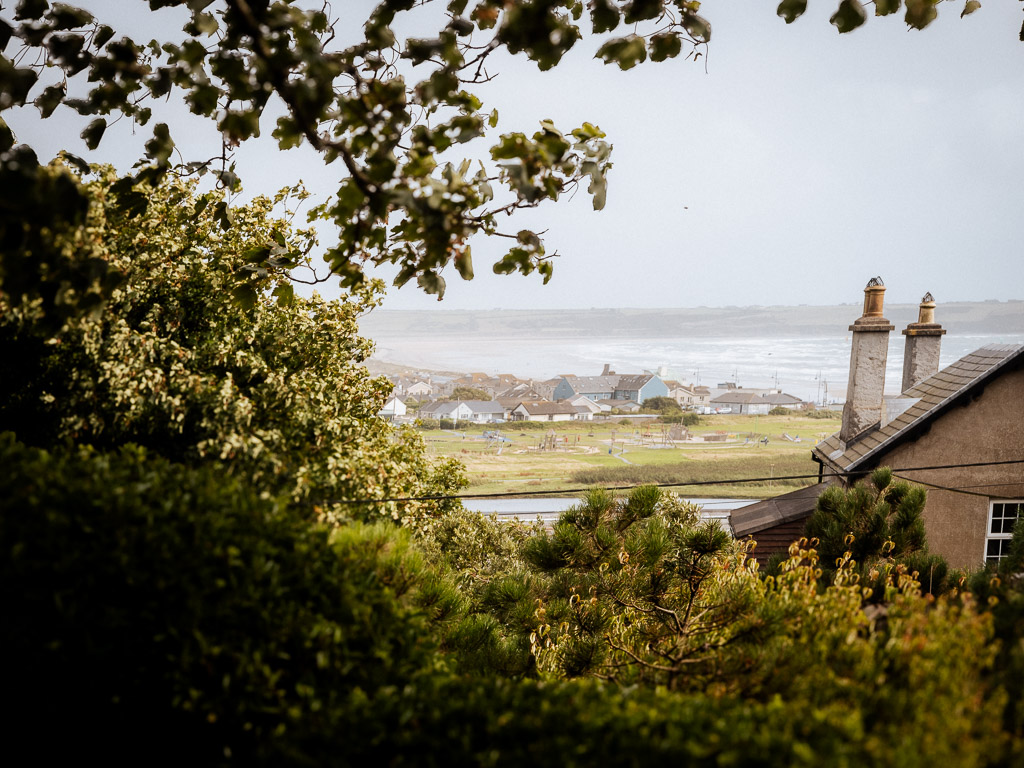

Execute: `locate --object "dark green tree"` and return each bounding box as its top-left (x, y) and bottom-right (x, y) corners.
top-left (802, 467), bottom-right (952, 597)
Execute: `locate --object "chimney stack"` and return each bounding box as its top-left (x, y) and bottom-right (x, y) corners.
top-left (840, 277), bottom-right (894, 445)
top-left (602, 363), bottom-right (612, 376)
top-left (901, 292), bottom-right (945, 392)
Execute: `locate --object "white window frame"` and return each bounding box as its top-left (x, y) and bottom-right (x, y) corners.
top-left (985, 500), bottom-right (1024, 565)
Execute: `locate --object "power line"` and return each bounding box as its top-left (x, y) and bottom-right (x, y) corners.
top-left (327, 457), bottom-right (1024, 506)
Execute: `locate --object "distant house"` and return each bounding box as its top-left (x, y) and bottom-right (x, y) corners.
top-left (566, 394), bottom-right (603, 421)
top-left (731, 281), bottom-right (1024, 570)
top-left (710, 391), bottom-right (770, 415)
top-left (510, 401), bottom-right (578, 422)
top-left (553, 371), bottom-right (668, 405)
top-left (404, 380), bottom-right (434, 399)
top-left (760, 393), bottom-right (805, 410)
top-left (597, 398), bottom-right (641, 413)
top-left (418, 399), bottom-right (504, 423)
top-left (378, 396), bottom-right (407, 421)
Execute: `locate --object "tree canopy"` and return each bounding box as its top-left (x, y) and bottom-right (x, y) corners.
top-left (1, 0), bottom-right (1007, 310)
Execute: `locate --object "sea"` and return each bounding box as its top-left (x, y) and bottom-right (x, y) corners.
top-left (368, 332), bottom-right (1020, 404)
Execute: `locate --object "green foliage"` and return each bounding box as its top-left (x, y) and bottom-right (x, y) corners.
top-left (804, 469), bottom-right (955, 597)
top-left (446, 385), bottom-right (492, 401)
top-left (769, 406), bottom-right (791, 415)
top-left (641, 395), bottom-right (681, 414)
top-left (682, 411), bottom-right (702, 426)
top-left (0, 435), bottom-right (460, 763)
top-left (0, 168), bottom-right (454, 522)
top-left (1, 0), bottom-right (987, 311)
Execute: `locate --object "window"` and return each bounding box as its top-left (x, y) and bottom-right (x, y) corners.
top-left (986, 501), bottom-right (1024, 565)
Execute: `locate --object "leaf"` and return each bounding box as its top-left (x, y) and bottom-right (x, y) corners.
top-left (454, 247), bottom-right (474, 280)
top-left (649, 32), bottom-right (682, 62)
top-left (960, 0), bottom-right (980, 18)
top-left (595, 35), bottom-right (648, 71)
top-left (144, 123), bottom-right (174, 165)
top-left (0, 117), bottom-right (14, 152)
top-left (34, 83), bottom-right (65, 118)
top-left (273, 282), bottom-right (295, 307)
top-left (0, 18), bottom-right (13, 51)
top-left (776, 0), bottom-right (808, 24)
top-left (874, 0), bottom-right (901, 15)
top-left (590, 0), bottom-right (620, 34)
top-left (232, 283), bottom-right (258, 311)
top-left (623, 0), bottom-right (663, 25)
top-left (15, 0), bottom-right (49, 21)
top-left (904, 0), bottom-right (938, 29)
top-left (59, 151), bottom-right (89, 174)
top-left (488, 109), bottom-right (499, 129)
top-left (830, 0), bottom-right (867, 33)
top-left (81, 118), bottom-right (107, 150)
top-left (682, 13), bottom-right (712, 43)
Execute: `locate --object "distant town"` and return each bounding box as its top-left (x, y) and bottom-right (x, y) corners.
top-left (379, 364), bottom-right (811, 424)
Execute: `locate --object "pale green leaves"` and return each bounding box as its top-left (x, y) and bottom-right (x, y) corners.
top-left (961, 1), bottom-right (981, 18)
top-left (596, 35), bottom-right (647, 70)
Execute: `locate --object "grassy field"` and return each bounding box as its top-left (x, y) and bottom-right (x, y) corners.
top-left (421, 412), bottom-right (841, 498)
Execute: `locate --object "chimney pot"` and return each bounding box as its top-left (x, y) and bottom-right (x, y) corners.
top-left (860, 277), bottom-right (886, 319)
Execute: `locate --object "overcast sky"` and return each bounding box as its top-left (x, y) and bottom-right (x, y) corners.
top-left (9, 1), bottom-right (1024, 311)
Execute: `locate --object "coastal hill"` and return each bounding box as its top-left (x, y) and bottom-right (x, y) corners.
top-left (358, 301), bottom-right (1024, 341)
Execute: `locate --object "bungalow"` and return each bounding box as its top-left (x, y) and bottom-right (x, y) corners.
top-left (419, 400), bottom-right (506, 423)
top-left (510, 401), bottom-right (578, 422)
top-left (731, 281), bottom-right (1024, 570)
top-left (709, 391), bottom-right (770, 415)
top-left (598, 398), bottom-right (641, 413)
top-left (761, 393), bottom-right (805, 410)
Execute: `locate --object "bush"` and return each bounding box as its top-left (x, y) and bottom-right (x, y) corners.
top-left (439, 418), bottom-right (455, 430)
top-left (804, 409), bottom-right (841, 419)
top-left (769, 406), bottom-right (790, 415)
top-left (416, 417), bottom-right (441, 430)
top-left (682, 412), bottom-right (701, 426)
top-left (0, 435), bottom-right (458, 763)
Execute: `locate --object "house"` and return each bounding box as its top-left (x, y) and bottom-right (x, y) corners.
top-left (404, 380), bottom-right (434, 399)
top-left (419, 400), bottom-right (475, 423)
top-left (731, 280), bottom-right (1024, 570)
top-left (565, 394), bottom-right (603, 421)
top-left (597, 398), bottom-right (641, 413)
top-left (553, 371), bottom-right (669, 404)
top-left (418, 400), bottom-right (505, 423)
top-left (709, 391), bottom-right (771, 415)
top-left (378, 396), bottom-right (407, 421)
top-left (510, 401), bottom-right (578, 422)
top-left (761, 393), bottom-right (805, 410)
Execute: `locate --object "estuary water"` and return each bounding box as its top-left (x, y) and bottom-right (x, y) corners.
top-left (370, 332), bottom-right (1019, 403)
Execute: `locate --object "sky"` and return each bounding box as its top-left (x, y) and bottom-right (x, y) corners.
top-left (8, 1), bottom-right (1024, 311)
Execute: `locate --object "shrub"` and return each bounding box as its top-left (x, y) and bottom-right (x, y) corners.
top-left (0, 435), bottom-right (458, 763)
top-left (682, 412), bottom-right (701, 426)
top-left (769, 406), bottom-right (790, 415)
top-left (439, 418), bottom-right (455, 430)
top-left (416, 417), bottom-right (441, 430)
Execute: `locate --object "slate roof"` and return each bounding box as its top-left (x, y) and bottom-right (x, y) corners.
top-left (813, 344), bottom-right (1024, 473)
top-left (730, 484), bottom-right (828, 538)
top-left (560, 375), bottom-right (620, 392)
top-left (761, 393), bottom-right (804, 406)
top-left (614, 374), bottom-right (655, 392)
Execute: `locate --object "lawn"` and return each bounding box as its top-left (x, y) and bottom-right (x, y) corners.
top-left (421, 412), bottom-right (841, 498)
